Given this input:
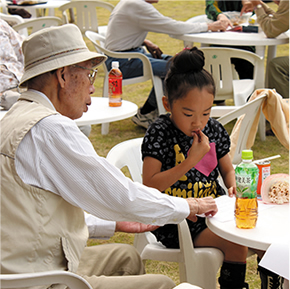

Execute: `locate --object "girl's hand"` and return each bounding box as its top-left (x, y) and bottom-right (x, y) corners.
top-left (227, 186), bottom-right (237, 197)
top-left (188, 130), bottom-right (210, 165)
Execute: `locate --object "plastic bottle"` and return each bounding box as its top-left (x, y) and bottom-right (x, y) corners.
top-left (235, 150), bottom-right (259, 229)
top-left (108, 61), bottom-right (122, 107)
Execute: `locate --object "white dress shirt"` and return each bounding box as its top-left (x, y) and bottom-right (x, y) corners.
top-left (15, 90), bottom-right (189, 235)
top-left (105, 0), bottom-right (208, 51)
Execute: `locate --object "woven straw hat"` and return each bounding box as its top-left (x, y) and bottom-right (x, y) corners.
top-left (20, 24), bottom-right (106, 87)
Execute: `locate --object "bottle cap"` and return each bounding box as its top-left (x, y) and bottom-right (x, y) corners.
top-left (112, 61), bottom-right (119, 68)
top-left (241, 150), bottom-right (253, 160)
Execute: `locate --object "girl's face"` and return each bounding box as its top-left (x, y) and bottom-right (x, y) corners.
top-left (164, 87), bottom-right (214, 137)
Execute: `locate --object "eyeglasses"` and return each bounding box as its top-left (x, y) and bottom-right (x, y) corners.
top-left (73, 64), bottom-right (98, 85)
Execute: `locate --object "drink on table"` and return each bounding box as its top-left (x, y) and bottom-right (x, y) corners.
top-left (108, 61), bottom-right (122, 107)
top-left (256, 161), bottom-right (271, 199)
top-left (235, 150), bottom-right (259, 229)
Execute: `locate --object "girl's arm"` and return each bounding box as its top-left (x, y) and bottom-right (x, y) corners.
top-left (218, 153), bottom-right (236, 197)
top-left (143, 131), bottom-right (210, 192)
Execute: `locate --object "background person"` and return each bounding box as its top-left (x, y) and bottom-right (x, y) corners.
top-left (242, 0), bottom-right (289, 99)
top-left (1, 24), bottom-right (218, 289)
top-left (105, 0), bottom-right (229, 129)
top-left (205, 0), bottom-right (255, 81)
top-left (0, 18), bottom-right (24, 108)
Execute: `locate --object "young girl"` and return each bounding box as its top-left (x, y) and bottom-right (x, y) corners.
top-left (141, 47), bottom-right (249, 289)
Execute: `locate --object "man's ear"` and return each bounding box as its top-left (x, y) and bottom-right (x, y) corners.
top-left (55, 67), bottom-right (66, 88)
top-left (162, 96), bottom-right (171, 112)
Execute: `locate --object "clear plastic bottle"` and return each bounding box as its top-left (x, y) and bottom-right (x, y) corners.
top-left (235, 150), bottom-right (259, 229)
top-left (108, 61), bottom-right (122, 107)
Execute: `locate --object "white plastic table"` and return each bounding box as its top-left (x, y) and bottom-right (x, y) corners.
top-left (169, 30), bottom-right (289, 86)
top-left (0, 97), bottom-right (138, 135)
top-left (206, 200), bottom-right (289, 251)
top-left (8, 0), bottom-right (69, 17)
top-left (75, 97), bottom-right (138, 134)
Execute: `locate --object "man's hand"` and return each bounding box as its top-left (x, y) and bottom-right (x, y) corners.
top-left (143, 39), bottom-right (163, 59)
top-left (217, 13), bottom-right (233, 28)
top-left (208, 19), bottom-right (230, 32)
top-left (240, 0), bottom-right (255, 15)
top-left (186, 197), bottom-right (218, 222)
top-left (115, 221), bottom-right (159, 233)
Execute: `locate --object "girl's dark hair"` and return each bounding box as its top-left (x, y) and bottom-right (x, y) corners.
top-left (164, 47), bottom-right (215, 106)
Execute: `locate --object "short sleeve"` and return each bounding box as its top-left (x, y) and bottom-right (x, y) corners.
top-left (141, 119), bottom-right (169, 163)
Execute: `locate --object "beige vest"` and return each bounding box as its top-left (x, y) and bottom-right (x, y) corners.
top-left (1, 91), bottom-right (88, 275)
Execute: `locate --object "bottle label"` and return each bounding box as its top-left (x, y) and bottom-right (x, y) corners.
top-left (109, 78), bottom-right (122, 95)
top-left (235, 166), bottom-right (259, 199)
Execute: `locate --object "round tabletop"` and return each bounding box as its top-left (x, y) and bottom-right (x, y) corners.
top-left (170, 30), bottom-right (289, 48)
top-left (206, 201), bottom-right (289, 251)
top-left (75, 97), bottom-right (138, 126)
top-left (0, 97), bottom-right (138, 127)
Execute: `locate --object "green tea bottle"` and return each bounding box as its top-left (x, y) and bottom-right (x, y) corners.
top-left (235, 150), bottom-right (259, 229)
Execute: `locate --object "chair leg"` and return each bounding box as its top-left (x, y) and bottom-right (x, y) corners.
top-left (258, 113), bottom-right (266, 141)
top-left (153, 76), bottom-right (166, 115)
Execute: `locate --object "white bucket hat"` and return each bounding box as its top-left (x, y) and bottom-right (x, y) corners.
top-left (20, 24), bottom-right (106, 87)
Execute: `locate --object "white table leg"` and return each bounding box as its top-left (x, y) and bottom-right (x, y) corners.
top-left (265, 45), bottom-right (277, 87)
top-left (101, 123), bottom-right (109, 135)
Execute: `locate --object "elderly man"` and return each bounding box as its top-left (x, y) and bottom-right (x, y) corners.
top-left (0, 24), bottom-right (218, 289)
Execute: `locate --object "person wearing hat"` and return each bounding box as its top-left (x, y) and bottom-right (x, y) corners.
top-left (0, 24), bottom-right (218, 289)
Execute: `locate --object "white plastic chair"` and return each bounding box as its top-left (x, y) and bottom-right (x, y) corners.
top-left (212, 95), bottom-right (266, 165)
top-left (85, 30), bottom-right (165, 134)
top-left (59, 0), bottom-right (114, 36)
top-left (214, 93), bottom-right (267, 165)
top-left (12, 16), bottom-right (62, 37)
top-left (174, 283), bottom-right (203, 289)
top-left (106, 137), bottom-right (224, 289)
top-left (0, 270), bottom-right (92, 289)
top-left (202, 47), bottom-right (266, 141)
top-left (0, 11), bottom-right (24, 26)
top-left (200, 47), bottom-right (264, 106)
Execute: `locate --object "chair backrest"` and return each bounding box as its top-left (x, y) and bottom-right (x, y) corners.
top-left (59, 0), bottom-right (114, 35)
top-left (106, 137), bottom-right (143, 183)
top-left (85, 30), bottom-right (166, 115)
top-left (200, 47), bottom-right (264, 103)
top-left (12, 16), bottom-right (63, 37)
top-left (0, 270), bottom-right (92, 289)
top-left (217, 94), bottom-right (267, 164)
top-left (0, 12), bottom-right (24, 26)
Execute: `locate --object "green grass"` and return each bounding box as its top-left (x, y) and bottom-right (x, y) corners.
top-left (61, 1), bottom-right (288, 288)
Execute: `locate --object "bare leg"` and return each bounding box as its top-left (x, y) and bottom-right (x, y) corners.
top-left (194, 228), bottom-right (248, 262)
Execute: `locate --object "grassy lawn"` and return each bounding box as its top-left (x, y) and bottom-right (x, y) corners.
top-left (67, 1), bottom-right (288, 288)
